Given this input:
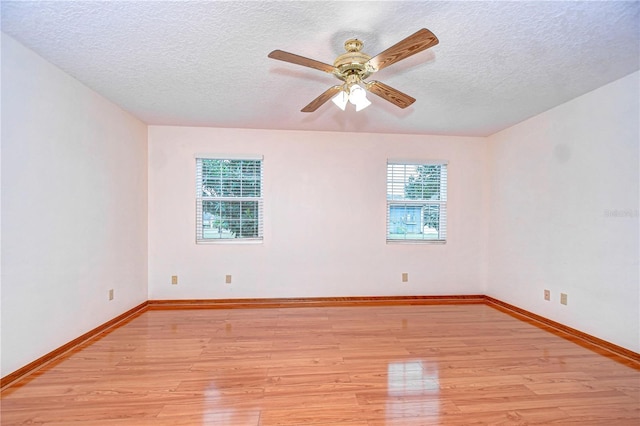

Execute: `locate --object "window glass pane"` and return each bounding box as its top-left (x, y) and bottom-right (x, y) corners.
top-left (222, 179), bottom-right (236, 197)
top-left (403, 165), bottom-right (441, 201)
top-left (238, 201), bottom-right (259, 238)
top-left (201, 159), bottom-right (223, 197)
top-left (200, 159), bottom-right (262, 198)
top-left (200, 200), bottom-right (261, 240)
top-left (240, 219), bottom-right (258, 238)
top-left (387, 164), bottom-right (406, 200)
top-left (423, 205), bottom-right (440, 239)
top-left (202, 200), bottom-right (232, 239)
top-left (388, 204), bottom-right (439, 240)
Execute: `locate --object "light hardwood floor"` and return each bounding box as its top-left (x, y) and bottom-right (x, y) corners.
top-left (1, 304), bottom-right (639, 425)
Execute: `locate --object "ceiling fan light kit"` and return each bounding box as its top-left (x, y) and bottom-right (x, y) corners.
top-left (347, 84), bottom-right (371, 111)
top-left (268, 28), bottom-right (439, 113)
top-left (331, 75), bottom-right (372, 111)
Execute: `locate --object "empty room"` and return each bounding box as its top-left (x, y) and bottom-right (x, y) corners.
top-left (1, 1), bottom-right (638, 425)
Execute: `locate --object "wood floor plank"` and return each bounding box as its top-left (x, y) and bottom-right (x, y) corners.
top-left (1, 304), bottom-right (638, 425)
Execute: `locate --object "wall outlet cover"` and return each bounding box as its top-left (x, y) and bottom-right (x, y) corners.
top-left (560, 293), bottom-right (568, 305)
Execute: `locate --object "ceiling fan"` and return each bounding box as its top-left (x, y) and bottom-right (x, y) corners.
top-left (267, 28), bottom-right (439, 113)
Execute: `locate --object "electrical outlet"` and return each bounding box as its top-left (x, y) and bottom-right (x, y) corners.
top-left (225, 274), bottom-right (232, 284)
top-left (560, 293), bottom-right (568, 305)
top-left (402, 273), bottom-right (408, 283)
top-left (171, 275), bottom-right (178, 285)
top-left (108, 289), bottom-right (114, 301)
top-left (544, 289), bottom-right (550, 301)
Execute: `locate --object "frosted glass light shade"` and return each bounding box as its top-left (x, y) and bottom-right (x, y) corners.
top-left (331, 90), bottom-right (348, 110)
top-left (354, 96), bottom-right (371, 111)
top-left (348, 84), bottom-right (371, 111)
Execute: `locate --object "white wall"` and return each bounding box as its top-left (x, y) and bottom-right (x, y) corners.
top-left (148, 126), bottom-right (487, 300)
top-left (487, 71), bottom-right (640, 352)
top-left (1, 34), bottom-right (148, 376)
top-left (3, 31), bottom-right (636, 380)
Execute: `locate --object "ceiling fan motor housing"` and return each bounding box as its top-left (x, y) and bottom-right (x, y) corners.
top-left (333, 39), bottom-right (373, 81)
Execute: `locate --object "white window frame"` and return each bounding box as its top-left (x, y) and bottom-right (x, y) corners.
top-left (386, 159), bottom-right (448, 244)
top-left (196, 155), bottom-right (264, 244)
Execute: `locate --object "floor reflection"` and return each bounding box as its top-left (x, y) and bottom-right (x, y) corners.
top-left (387, 360), bottom-right (440, 420)
top-left (203, 382), bottom-right (260, 424)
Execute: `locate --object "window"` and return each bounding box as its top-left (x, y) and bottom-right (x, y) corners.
top-left (196, 156), bottom-right (263, 243)
top-left (387, 160), bottom-right (447, 242)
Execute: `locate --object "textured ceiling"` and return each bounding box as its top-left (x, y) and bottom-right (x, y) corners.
top-left (2, 1), bottom-right (639, 137)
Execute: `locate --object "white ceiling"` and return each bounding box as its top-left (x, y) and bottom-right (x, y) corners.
top-left (2, 1), bottom-right (638, 137)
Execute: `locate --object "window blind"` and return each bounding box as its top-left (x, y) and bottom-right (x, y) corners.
top-left (196, 157), bottom-right (264, 243)
top-left (386, 161), bottom-right (447, 243)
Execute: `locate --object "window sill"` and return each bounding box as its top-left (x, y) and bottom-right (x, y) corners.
top-left (197, 238), bottom-right (263, 245)
top-left (386, 239), bottom-right (446, 245)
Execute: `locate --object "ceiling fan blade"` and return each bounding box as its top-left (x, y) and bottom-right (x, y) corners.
top-left (268, 50), bottom-right (337, 74)
top-left (365, 81), bottom-right (416, 109)
top-left (301, 86), bottom-right (343, 112)
top-left (367, 28), bottom-right (439, 72)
